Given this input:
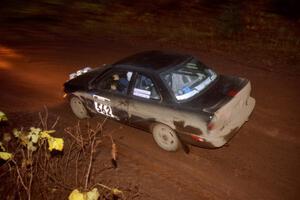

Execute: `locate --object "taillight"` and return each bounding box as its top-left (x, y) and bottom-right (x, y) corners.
top-left (227, 89), bottom-right (238, 97)
top-left (207, 115), bottom-right (216, 131)
top-left (207, 122), bottom-right (214, 130)
top-left (191, 134), bottom-right (204, 142)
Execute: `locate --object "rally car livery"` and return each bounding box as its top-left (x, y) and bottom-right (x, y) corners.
top-left (64, 51), bottom-right (255, 151)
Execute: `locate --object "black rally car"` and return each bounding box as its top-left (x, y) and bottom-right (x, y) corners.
top-left (64, 51), bottom-right (255, 151)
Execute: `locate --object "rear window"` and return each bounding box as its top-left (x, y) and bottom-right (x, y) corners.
top-left (160, 59), bottom-right (217, 101)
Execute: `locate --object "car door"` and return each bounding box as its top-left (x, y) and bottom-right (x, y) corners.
top-left (89, 69), bottom-right (133, 122)
top-left (128, 73), bottom-right (163, 130)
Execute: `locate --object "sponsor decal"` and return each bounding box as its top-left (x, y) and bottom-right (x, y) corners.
top-left (93, 95), bottom-right (118, 119)
top-left (133, 88), bottom-right (151, 99)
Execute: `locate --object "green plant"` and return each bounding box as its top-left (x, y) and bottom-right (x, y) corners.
top-left (0, 111), bottom-right (8, 122)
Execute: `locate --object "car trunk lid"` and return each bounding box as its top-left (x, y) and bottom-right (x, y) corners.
top-left (185, 75), bottom-right (248, 113)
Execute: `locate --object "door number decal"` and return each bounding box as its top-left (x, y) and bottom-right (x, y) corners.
top-left (93, 95), bottom-right (118, 119)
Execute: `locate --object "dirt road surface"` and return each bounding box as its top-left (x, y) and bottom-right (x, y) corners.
top-left (0, 39), bottom-right (299, 200)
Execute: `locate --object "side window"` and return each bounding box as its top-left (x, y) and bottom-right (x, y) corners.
top-left (98, 71), bottom-right (133, 95)
top-left (133, 74), bottom-right (160, 100)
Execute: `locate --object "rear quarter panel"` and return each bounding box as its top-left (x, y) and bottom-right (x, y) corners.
top-left (127, 97), bottom-right (210, 140)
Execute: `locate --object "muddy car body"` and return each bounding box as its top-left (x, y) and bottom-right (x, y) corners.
top-left (64, 51), bottom-right (255, 151)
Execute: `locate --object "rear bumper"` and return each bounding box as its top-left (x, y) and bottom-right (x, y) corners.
top-left (205, 96), bottom-right (256, 147)
top-left (179, 96), bottom-right (255, 148)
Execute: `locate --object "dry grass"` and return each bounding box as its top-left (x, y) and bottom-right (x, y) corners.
top-left (0, 108), bottom-right (134, 199)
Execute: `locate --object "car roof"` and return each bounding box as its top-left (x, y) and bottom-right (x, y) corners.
top-left (112, 50), bottom-right (192, 72)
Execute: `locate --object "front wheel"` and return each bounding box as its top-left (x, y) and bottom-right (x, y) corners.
top-left (152, 123), bottom-right (180, 151)
top-left (69, 96), bottom-right (89, 119)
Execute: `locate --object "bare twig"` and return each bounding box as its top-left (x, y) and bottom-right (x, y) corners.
top-left (94, 183), bottom-right (124, 198)
top-left (84, 135), bottom-right (95, 190)
top-left (11, 159), bottom-right (29, 198)
top-left (100, 117), bottom-right (108, 132)
top-left (51, 116), bottom-right (60, 129)
top-left (95, 183), bottom-right (112, 191)
top-left (64, 128), bottom-right (85, 151)
top-left (75, 150), bottom-right (81, 188)
top-left (64, 140), bottom-right (75, 183)
top-left (28, 158), bottom-right (33, 200)
top-left (38, 162), bottom-right (73, 191)
top-left (38, 106), bottom-right (49, 130)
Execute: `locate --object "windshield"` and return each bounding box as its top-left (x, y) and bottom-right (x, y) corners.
top-left (160, 59), bottom-right (217, 101)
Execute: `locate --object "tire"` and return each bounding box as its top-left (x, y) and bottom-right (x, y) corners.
top-left (152, 123), bottom-right (180, 151)
top-left (69, 96), bottom-right (89, 119)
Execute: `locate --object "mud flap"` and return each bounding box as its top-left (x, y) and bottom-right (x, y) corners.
top-left (181, 140), bottom-right (190, 154)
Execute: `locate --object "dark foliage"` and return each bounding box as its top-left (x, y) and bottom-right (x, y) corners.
top-left (269, 0), bottom-right (300, 20)
top-left (216, 3), bottom-right (243, 38)
top-left (202, 0), bottom-right (231, 7)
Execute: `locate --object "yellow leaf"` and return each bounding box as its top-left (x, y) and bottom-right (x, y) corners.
top-left (68, 188), bottom-right (99, 200)
top-left (68, 189), bottom-right (85, 200)
top-left (44, 130), bottom-right (56, 134)
top-left (0, 152), bottom-right (12, 160)
top-left (0, 142), bottom-right (5, 151)
top-left (0, 111), bottom-right (8, 121)
top-left (41, 132), bottom-right (50, 139)
top-left (47, 137), bottom-right (64, 151)
top-left (29, 127), bottom-right (41, 135)
top-left (111, 188), bottom-right (123, 196)
top-left (86, 188), bottom-right (100, 200)
top-left (27, 141), bottom-right (37, 152)
top-left (30, 134), bottom-right (40, 143)
top-left (41, 130), bottom-right (55, 139)
top-left (13, 129), bottom-right (22, 138)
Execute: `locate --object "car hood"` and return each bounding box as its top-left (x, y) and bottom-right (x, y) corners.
top-left (64, 68), bottom-right (102, 93)
top-left (183, 75), bottom-right (248, 113)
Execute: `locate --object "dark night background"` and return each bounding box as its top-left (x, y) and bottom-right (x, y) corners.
top-left (0, 1), bottom-right (299, 200)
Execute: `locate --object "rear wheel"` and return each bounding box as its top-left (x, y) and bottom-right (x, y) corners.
top-left (69, 96), bottom-right (89, 119)
top-left (152, 123), bottom-right (180, 151)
